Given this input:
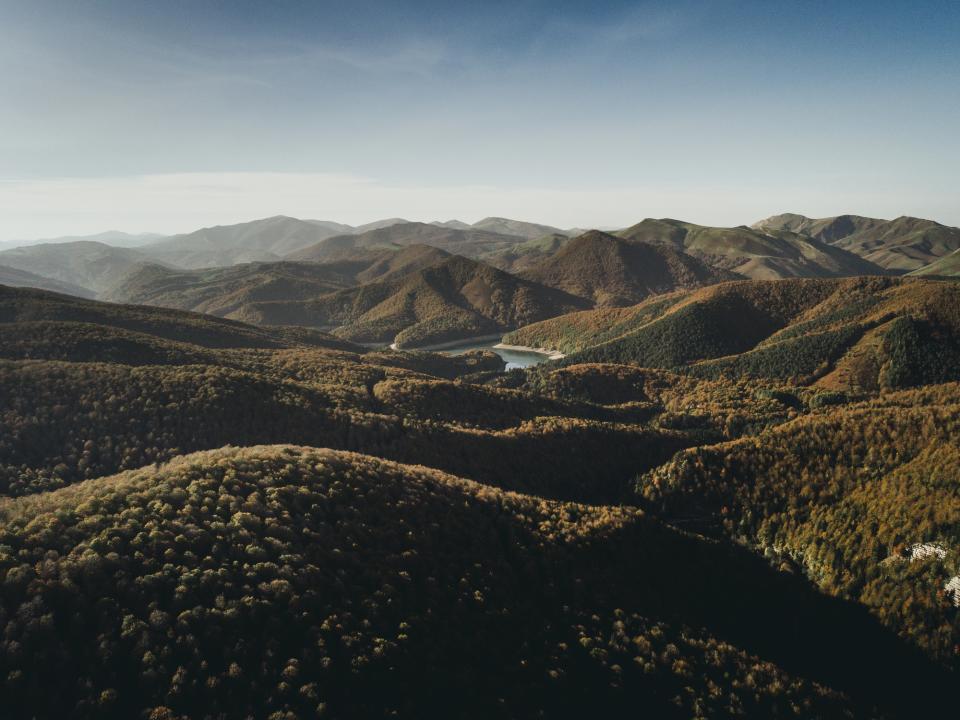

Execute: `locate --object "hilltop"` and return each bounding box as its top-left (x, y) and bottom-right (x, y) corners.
top-left (618, 218), bottom-right (885, 279)
top-left (520, 230), bottom-right (737, 306)
top-left (101, 245), bottom-right (590, 348)
top-left (104, 246), bottom-right (458, 321)
top-left (471, 216), bottom-right (572, 239)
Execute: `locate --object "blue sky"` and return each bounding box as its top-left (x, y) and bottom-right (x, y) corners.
top-left (0, 0), bottom-right (958, 239)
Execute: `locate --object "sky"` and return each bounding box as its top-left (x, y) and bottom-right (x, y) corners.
top-left (0, 0), bottom-right (958, 241)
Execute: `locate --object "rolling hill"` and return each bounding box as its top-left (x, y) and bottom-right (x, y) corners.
top-left (3, 443), bottom-right (933, 719)
top-left (0, 241), bottom-right (153, 295)
top-left (286, 221), bottom-right (527, 263)
top-left (752, 213), bottom-right (888, 243)
top-left (102, 260), bottom-right (363, 317)
top-left (506, 276), bottom-right (960, 390)
top-left (832, 216), bottom-right (960, 272)
top-left (618, 218), bottom-right (885, 279)
top-left (238, 254), bottom-right (590, 347)
top-left (0, 265), bottom-right (95, 298)
top-left (471, 216), bottom-right (571, 239)
top-left (754, 214), bottom-right (960, 272)
top-left (140, 215), bottom-right (353, 268)
top-left (0, 283), bottom-right (357, 351)
top-left (910, 248), bottom-right (960, 277)
top-left (520, 230), bottom-right (737, 306)
top-left (480, 232), bottom-right (572, 272)
top-left (103, 246), bottom-right (457, 322)
top-left (0, 230), bottom-right (164, 250)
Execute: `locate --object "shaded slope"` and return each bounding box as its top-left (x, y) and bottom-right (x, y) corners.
top-left (521, 230), bottom-right (737, 306)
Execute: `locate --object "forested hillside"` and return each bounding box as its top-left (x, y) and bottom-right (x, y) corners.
top-left (639, 384), bottom-right (960, 667)
top-left (236, 255), bottom-right (589, 347)
top-left (506, 277), bottom-right (960, 389)
top-left (1, 280), bottom-right (958, 718)
top-left (6, 444), bottom-right (930, 719)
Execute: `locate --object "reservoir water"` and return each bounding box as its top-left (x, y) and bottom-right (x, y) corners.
top-left (440, 341), bottom-right (555, 370)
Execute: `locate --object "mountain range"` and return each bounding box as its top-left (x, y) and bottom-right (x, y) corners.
top-left (618, 218), bottom-right (886, 279)
top-left (234, 251), bottom-right (591, 347)
top-left (755, 213), bottom-right (960, 272)
top-left (4, 212), bottom-right (960, 301)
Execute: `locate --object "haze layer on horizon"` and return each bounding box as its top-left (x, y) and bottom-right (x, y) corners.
top-left (1, 0), bottom-right (958, 241)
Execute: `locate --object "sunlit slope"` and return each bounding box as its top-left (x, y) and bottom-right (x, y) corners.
top-left (506, 277), bottom-right (960, 389)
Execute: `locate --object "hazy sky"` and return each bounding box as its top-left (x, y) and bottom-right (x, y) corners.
top-left (1, 0), bottom-right (958, 240)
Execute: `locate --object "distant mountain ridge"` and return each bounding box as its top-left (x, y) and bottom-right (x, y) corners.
top-left (618, 218), bottom-right (885, 279)
top-left (0, 241), bottom-right (156, 294)
top-left (286, 221), bottom-right (528, 263)
top-left (5, 212), bottom-right (958, 302)
top-left (754, 213), bottom-right (960, 272)
top-left (0, 264), bottom-right (96, 298)
top-left (752, 213), bottom-right (887, 243)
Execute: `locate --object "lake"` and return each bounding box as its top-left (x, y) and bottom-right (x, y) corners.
top-left (441, 341), bottom-right (556, 370)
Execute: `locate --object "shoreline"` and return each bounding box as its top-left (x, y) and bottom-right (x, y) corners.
top-left (385, 334), bottom-right (565, 361)
top-left (390, 333), bottom-right (504, 352)
top-left (493, 342), bottom-right (565, 360)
